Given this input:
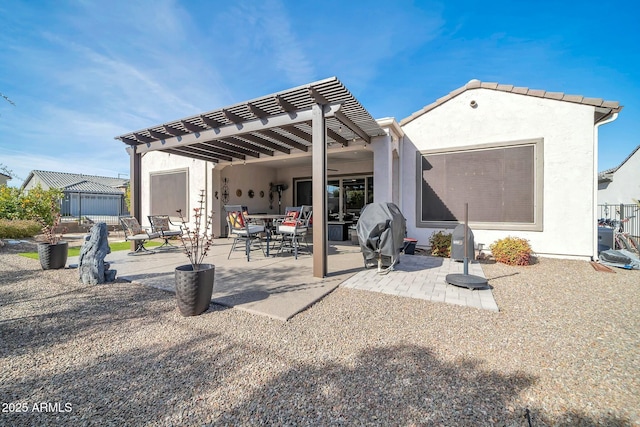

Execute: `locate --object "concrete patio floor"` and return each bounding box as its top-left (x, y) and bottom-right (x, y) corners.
top-left (68, 237), bottom-right (498, 320)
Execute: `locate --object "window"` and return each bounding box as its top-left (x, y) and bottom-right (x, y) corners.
top-left (294, 175), bottom-right (373, 222)
top-left (416, 139), bottom-right (543, 231)
top-left (150, 169), bottom-right (188, 217)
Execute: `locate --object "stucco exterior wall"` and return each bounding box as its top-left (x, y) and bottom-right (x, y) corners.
top-left (140, 151), bottom-right (210, 229)
top-left (598, 148), bottom-right (640, 205)
top-left (401, 88), bottom-right (598, 259)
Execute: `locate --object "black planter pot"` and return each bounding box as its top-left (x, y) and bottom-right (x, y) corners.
top-left (174, 264), bottom-right (215, 316)
top-left (37, 241), bottom-right (69, 270)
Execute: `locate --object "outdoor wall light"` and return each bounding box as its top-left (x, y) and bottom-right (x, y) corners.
top-left (470, 100), bottom-right (478, 108)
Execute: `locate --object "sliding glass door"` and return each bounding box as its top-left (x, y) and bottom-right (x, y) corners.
top-left (294, 175), bottom-right (373, 222)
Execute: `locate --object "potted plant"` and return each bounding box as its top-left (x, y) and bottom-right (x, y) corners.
top-left (174, 190), bottom-right (216, 316)
top-left (35, 197), bottom-right (68, 270)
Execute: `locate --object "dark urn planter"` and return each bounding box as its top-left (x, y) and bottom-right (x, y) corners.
top-left (37, 241), bottom-right (69, 270)
top-left (174, 264), bottom-right (215, 316)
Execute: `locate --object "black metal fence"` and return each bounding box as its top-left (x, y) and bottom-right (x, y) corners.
top-left (60, 192), bottom-right (128, 227)
top-left (597, 203), bottom-right (640, 238)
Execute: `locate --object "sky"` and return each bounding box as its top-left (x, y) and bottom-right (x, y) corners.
top-left (1, 0), bottom-right (638, 187)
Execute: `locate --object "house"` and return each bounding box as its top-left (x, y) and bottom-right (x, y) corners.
top-left (115, 77), bottom-right (621, 276)
top-left (0, 171), bottom-right (10, 186)
top-left (400, 79), bottom-right (621, 261)
top-left (598, 145), bottom-right (640, 206)
top-left (21, 170), bottom-right (129, 220)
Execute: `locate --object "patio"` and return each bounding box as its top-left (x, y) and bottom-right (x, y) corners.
top-left (69, 237), bottom-right (497, 320)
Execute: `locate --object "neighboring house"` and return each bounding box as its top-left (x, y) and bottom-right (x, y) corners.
top-left (21, 170), bottom-right (129, 218)
top-left (0, 171), bottom-right (10, 186)
top-left (598, 145), bottom-right (640, 206)
top-left (115, 77), bottom-right (621, 276)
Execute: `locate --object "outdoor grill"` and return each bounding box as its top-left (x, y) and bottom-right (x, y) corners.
top-left (356, 202), bottom-right (406, 272)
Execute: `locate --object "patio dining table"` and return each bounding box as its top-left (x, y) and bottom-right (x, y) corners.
top-left (245, 214), bottom-right (286, 256)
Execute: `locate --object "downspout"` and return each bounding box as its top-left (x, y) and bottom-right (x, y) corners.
top-left (593, 112), bottom-right (619, 260)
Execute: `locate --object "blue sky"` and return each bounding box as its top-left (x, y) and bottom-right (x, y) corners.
top-left (1, 0), bottom-right (638, 187)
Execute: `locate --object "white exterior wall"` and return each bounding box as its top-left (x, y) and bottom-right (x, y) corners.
top-left (401, 88), bottom-right (598, 260)
top-left (371, 134), bottom-right (394, 204)
top-left (140, 151), bottom-right (210, 229)
top-left (598, 149), bottom-right (640, 205)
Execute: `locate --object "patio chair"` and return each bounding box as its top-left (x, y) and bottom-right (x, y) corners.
top-left (277, 205), bottom-right (312, 259)
top-left (148, 215), bottom-right (183, 249)
top-left (224, 205), bottom-right (265, 261)
top-left (270, 206), bottom-right (299, 250)
top-left (119, 216), bottom-right (161, 255)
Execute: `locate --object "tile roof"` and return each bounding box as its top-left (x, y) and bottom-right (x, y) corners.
top-left (598, 144), bottom-right (640, 180)
top-left (400, 79), bottom-right (623, 126)
top-left (23, 170), bottom-right (128, 193)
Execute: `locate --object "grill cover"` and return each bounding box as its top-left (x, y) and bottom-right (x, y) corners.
top-left (356, 202), bottom-right (406, 266)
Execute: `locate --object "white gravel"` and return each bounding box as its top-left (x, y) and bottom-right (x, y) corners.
top-left (1, 241), bottom-right (638, 426)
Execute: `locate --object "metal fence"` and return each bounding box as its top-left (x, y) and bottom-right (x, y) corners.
top-left (597, 203), bottom-right (640, 238)
top-left (60, 192), bottom-right (129, 227)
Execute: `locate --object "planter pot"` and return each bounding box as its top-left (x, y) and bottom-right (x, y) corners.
top-left (37, 241), bottom-right (69, 270)
top-left (174, 264), bottom-right (215, 316)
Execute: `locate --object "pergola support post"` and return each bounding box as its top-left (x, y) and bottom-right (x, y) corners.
top-left (127, 146), bottom-right (142, 252)
top-left (312, 103), bottom-right (328, 278)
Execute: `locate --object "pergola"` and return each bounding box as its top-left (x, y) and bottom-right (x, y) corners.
top-left (115, 77), bottom-right (386, 277)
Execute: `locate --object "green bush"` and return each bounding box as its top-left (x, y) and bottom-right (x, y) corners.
top-left (429, 230), bottom-right (452, 257)
top-left (0, 184), bottom-right (63, 226)
top-left (0, 219), bottom-right (41, 239)
top-left (490, 236), bottom-right (532, 266)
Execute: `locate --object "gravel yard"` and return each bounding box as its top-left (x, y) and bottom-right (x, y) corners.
top-left (1, 242), bottom-right (638, 426)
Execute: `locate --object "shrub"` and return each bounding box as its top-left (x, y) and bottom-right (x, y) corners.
top-left (429, 230), bottom-right (452, 257)
top-left (490, 236), bottom-right (532, 266)
top-left (0, 219), bottom-right (42, 239)
top-left (0, 184), bottom-right (63, 224)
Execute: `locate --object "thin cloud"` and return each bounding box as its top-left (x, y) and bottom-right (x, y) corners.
top-left (258, 0), bottom-right (316, 84)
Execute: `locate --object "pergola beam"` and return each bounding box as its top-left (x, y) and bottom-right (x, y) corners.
top-left (222, 137), bottom-right (275, 157)
top-left (166, 147), bottom-right (220, 163)
top-left (281, 124), bottom-right (312, 143)
top-left (275, 95), bottom-right (297, 113)
top-left (181, 120), bottom-right (204, 133)
top-left (223, 109), bottom-right (244, 124)
top-left (240, 134), bottom-right (291, 154)
top-left (334, 110), bottom-right (370, 143)
top-left (248, 103), bottom-right (269, 118)
top-left (201, 140), bottom-right (261, 158)
top-left (200, 115), bottom-right (222, 129)
top-left (135, 103), bottom-right (343, 155)
top-left (148, 129), bottom-right (168, 140)
top-left (191, 143), bottom-right (243, 161)
top-left (163, 125), bottom-right (186, 136)
top-left (258, 129), bottom-right (309, 152)
top-left (327, 128), bottom-right (349, 146)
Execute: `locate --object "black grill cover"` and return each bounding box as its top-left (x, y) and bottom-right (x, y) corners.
top-left (356, 202), bottom-right (406, 265)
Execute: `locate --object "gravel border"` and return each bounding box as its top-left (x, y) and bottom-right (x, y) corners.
top-left (1, 245), bottom-right (638, 426)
